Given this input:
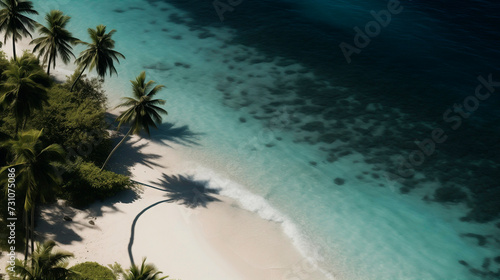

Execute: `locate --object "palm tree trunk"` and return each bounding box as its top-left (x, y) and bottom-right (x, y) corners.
top-left (24, 211), bottom-right (28, 262)
top-left (100, 127), bottom-right (133, 171)
top-left (47, 55), bottom-right (52, 75)
top-left (22, 118), bottom-right (28, 131)
top-left (30, 206), bottom-right (35, 260)
top-left (12, 37), bottom-right (16, 60)
top-left (70, 64), bottom-right (88, 92)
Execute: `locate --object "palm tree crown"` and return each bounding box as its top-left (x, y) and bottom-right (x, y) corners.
top-left (0, 129), bottom-right (65, 263)
top-left (0, 53), bottom-right (50, 133)
top-left (0, 0), bottom-right (38, 60)
top-left (100, 71), bottom-right (167, 170)
top-left (31, 10), bottom-right (78, 75)
top-left (117, 71), bottom-right (167, 136)
top-left (0, 129), bottom-right (65, 211)
top-left (10, 240), bottom-right (74, 280)
top-left (124, 258), bottom-right (168, 280)
top-left (70, 24), bottom-right (125, 91)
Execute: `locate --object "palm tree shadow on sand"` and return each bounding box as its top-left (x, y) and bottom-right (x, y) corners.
top-left (154, 173), bottom-right (221, 208)
top-left (36, 189), bottom-right (140, 245)
top-left (127, 173), bottom-right (220, 265)
top-left (106, 137), bottom-right (163, 176)
top-left (105, 112), bottom-right (203, 148)
top-left (149, 122), bottom-right (203, 147)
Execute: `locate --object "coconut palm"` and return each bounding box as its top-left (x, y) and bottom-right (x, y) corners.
top-left (70, 24), bottom-right (125, 92)
top-left (9, 240), bottom-right (75, 280)
top-left (0, 53), bottom-right (50, 134)
top-left (100, 71), bottom-right (167, 170)
top-left (0, 0), bottom-right (38, 60)
top-left (0, 129), bottom-right (65, 259)
top-left (31, 10), bottom-right (79, 75)
top-left (124, 258), bottom-right (168, 280)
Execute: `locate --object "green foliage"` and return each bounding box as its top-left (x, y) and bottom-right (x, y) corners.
top-left (29, 80), bottom-right (110, 163)
top-left (123, 258), bottom-right (168, 280)
top-left (31, 10), bottom-right (79, 74)
top-left (101, 71), bottom-right (167, 170)
top-left (0, 50), bottom-right (10, 79)
top-left (116, 71), bottom-right (167, 136)
top-left (0, 0), bottom-right (38, 59)
top-left (68, 73), bottom-right (108, 106)
top-left (108, 262), bottom-right (124, 277)
top-left (75, 24), bottom-right (125, 78)
top-left (9, 240), bottom-right (74, 280)
top-left (0, 52), bottom-right (51, 133)
top-left (61, 160), bottom-right (133, 207)
top-left (0, 129), bottom-right (65, 211)
top-left (69, 262), bottom-right (116, 280)
top-left (0, 52), bottom-right (133, 253)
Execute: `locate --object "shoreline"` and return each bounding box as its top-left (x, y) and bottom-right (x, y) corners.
top-left (0, 36), bottom-right (330, 280)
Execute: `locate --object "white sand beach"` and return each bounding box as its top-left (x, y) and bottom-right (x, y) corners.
top-left (0, 36), bottom-right (328, 280)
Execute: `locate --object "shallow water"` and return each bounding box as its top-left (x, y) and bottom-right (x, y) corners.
top-left (33, 0), bottom-right (500, 279)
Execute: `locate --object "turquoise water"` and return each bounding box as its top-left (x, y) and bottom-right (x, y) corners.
top-left (33, 0), bottom-right (500, 279)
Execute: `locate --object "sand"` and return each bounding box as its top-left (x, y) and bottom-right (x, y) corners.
top-left (0, 36), bottom-right (329, 279)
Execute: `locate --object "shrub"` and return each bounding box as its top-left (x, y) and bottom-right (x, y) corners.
top-left (30, 82), bottom-right (110, 164)
top-left (69, 262), bottom-right (116, 280)
top-left (0, 50), bottom-right (10, 80)
top-left (61, 160), bottom-right (133, 207)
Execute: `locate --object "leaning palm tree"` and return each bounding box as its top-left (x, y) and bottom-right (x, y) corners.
top-left (0, 53), bottom-right (50, 134)
top-left (31, 10), bottom-right (79, 75)
top-left (100, 71), bottom-right (167, 170)
top-left (9, 240), bottom-right (75, 280)
top-left (0, 129), bottom-right (65, 260)
top-left (124, 258), bottom-right (168, 280)
top-left (70, 24), bottom-right (125, 92)
top-left (0, 0), bottom-right (38, 60)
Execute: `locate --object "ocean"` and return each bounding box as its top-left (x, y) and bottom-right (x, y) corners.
top-left (33, 0), bottom-right (500, 279)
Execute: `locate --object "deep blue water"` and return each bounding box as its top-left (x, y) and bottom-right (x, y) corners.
top-left (153, 0), bottom-right (500, 216)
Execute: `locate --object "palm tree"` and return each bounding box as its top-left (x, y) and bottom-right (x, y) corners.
top-left (100, 71), bottom-right (167, 170)
top-left (9, 240), bottom-right (75, 280)
top-left (70, 24), bottom-right (125, 92)
top-left (0, 53), bottom-right (50, 134)
top-left (0, 129), bottom-right (65, 259)
top-left (31, 10), bottom-right (78, 75)
top-left (124, 258), bottom-right (168, 280)
top-left (0, 0), bottom-right (38, 60)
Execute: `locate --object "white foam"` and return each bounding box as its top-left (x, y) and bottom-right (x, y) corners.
top-left (189, 164), bottom-right (336, 280)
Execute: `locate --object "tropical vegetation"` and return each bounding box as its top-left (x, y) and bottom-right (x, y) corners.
top-left (122, 258), bottom-right (168, 280)
top-left (0, 0), bottom-right (38, 60)
top-left (70, 24), bottom-right (125, 92)
top-left (31, 10), bottom-right (78, 75)
top-left (101, 71), bottom-right (167, 170)
top-left (0, 52), bottom-right (50, 134)
top-left (0, 129), bottom-right (65, 259)
top-left (68, 262), bottom-right (116, 280)
top-left (9, 240), bottom-right (75, 280)
top-left (0, 2), bottom-right (169, 279)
